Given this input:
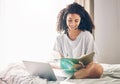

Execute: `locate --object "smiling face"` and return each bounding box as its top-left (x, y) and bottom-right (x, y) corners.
top-left (66, 13), bottom-right (81, 30)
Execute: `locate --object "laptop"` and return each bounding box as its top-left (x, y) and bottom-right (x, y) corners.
top-left (23, 60), bottom-right (68, 81)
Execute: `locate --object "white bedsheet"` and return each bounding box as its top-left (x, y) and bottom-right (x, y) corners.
top-left (0, 62), bottom-right (120, 84)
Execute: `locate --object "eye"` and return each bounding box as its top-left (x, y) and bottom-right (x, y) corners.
top-left (75, 20), bottom-right (79, 23)
top-left (68, 20), bottom-right (72, 22)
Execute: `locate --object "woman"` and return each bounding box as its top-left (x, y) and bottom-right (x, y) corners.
top-left (53, 2), bottom-right (103, 79)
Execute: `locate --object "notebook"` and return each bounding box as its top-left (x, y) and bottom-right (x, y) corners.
top-left (23, 60), bottom-right (67, 81)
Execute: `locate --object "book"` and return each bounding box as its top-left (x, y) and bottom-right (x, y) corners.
top-left (60, 52), bottom-right (95, 75)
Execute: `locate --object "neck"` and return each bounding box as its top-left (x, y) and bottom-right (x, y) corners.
top-left (67, 29), bottom-right (81, 40)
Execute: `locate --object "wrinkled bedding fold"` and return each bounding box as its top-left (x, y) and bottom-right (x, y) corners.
top-left (0, 62), bottom-right (47, 84)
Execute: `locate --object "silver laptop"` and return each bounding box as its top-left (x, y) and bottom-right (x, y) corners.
top-left (23, 60), bottom-right (67, 81)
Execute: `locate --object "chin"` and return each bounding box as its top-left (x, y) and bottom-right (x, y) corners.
top-left (70, 28), bottom-right (78, 30)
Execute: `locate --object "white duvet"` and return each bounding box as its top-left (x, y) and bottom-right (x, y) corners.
top-left (101, 63), bottom-right (120, 78)
top-left (0, 62), bottom-right (47, 84)
top-left (0, 62), bottom-right (120, 84)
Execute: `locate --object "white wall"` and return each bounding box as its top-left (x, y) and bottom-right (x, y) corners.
top-left (94, 0), bottom-right (120, 64)
top-left (0, 0), bottom-right (74, 70)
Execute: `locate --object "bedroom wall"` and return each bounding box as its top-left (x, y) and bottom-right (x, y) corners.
top-left (0, 0), bottom-right (74, 71)
top-left (94, 0), bottom-right (120, 64)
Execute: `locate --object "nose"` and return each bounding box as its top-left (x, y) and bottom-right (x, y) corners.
top-left (70, 21), bottom-right (76, 27)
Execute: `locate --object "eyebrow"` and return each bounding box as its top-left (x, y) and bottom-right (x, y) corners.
top-left (68, 18), bottom-right (79, 20)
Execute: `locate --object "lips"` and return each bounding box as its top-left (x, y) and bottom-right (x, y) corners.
top-left (69, 27), bottom-right (77, 30)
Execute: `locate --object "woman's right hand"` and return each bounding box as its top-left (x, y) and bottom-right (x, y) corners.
top-left (73, 63), bottom-right (84, 70)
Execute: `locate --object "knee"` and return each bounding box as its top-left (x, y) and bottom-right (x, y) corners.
top-left (87, 63), bottom-right (103, 78)
top-left (73, 63), bottom-right (103, 79)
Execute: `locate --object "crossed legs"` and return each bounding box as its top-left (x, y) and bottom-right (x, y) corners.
top-left (73, 62), bottom-right (103, 79)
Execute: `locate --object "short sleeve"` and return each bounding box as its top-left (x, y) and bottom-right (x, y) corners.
top-left (52, 36), bottom-right (63, 59)
top-left (85, 34), bottom-right (95, 54)
top-left (84, 32), bottom-right (99, 62)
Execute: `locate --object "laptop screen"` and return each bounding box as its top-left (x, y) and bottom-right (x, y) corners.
top-left (23, 60), bottom-right (57, 81)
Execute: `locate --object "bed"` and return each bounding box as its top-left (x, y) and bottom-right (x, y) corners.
top-left (0, 62), bottom-right (120, 84)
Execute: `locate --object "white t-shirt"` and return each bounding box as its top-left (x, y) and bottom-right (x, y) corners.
top-left (53, 31), bottom-right (98, 59)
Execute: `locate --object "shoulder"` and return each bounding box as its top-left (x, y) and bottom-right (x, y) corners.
top-left (82, 31), bottom-right (94, 40)
top-left (56, 33), bottom-right (66, 41)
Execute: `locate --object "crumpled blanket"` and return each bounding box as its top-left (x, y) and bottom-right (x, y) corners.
top-left (101, 63), bottom-right (120, 78)
top-left (0, 62), bottom-right (47, 84)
